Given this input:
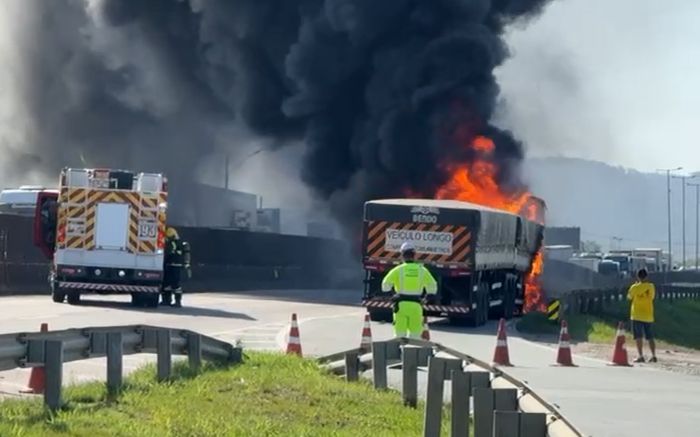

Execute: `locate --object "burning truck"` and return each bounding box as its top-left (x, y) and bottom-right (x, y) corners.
top-left (361, 197), bottom-right (545, 327)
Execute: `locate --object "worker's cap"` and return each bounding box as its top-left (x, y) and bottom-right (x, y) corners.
top-left (400, 242), bottom-right (415, 254)
top-left (165, 227), bottom-right (179, 239)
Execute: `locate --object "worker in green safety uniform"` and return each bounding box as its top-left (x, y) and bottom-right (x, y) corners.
top-left (381, 242), bottom-right (438, 338)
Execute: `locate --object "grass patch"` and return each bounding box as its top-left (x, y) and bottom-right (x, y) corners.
top-left (517, 299), bottom-right (700, 350)
top-left (0, 352), bottom-right (458, 437)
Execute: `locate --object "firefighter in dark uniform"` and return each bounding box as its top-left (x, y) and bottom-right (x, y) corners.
top-left (162, 227), bottom-right (190, 307)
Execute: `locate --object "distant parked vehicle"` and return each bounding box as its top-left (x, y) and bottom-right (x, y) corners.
top-left (604, 253), bottom-right (631, 277)
top-left (631, 248), bottom-right (663, 272)
top-left (568, 256), bottom-right (600, 272)
top-left (544, 245), bottom-right (575, 262)
top-left (598, 260), bottom-right (621, 277)
top-left (0, 186), bottom-right (57, 216)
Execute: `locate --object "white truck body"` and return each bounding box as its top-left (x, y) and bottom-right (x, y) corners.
top-left (568, 257), bottom-right (600, 272)
top-left (545, 245), bottom-right (575, 262)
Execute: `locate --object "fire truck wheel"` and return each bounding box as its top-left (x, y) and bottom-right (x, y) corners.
top-left (66, 292), bottom-right (81, 305)
top-left (52, 291), bottom-right (66, 303)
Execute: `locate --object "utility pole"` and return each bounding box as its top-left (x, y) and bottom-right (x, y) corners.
top-left (673, 175), bottom-right (687, 267)
top-left (690, 182), bottom-right (700, 270)
top-left (658, 167), bottom-right (682, 271)
top-left (224, 153), bottom-right (230, 190)
top-left (673, 174), bottom-right (698, 268)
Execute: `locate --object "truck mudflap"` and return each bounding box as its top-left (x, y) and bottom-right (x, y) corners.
top-left (362, 298), bottom-right (471, 314)
top-left (57, 281), bottom-right (160, 293)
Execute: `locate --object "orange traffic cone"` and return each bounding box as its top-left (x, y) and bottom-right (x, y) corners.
top-left (286, 313), bottom-right (302, 357)
top-left (421, 317), bottom-right (431, 341)
top-left (359, 313), bottom-right (372, 352)
top-left (492, 318), bottom-right (513, 366)
top-left (610, 321), bottom-right (632, 367)
top-left (21, 323), bottom-right (48, 394)
top-left (555, 320), bottom-right (577, 367)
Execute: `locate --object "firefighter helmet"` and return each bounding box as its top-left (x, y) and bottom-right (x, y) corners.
top-left (166, 226), bottom-right (179, 239)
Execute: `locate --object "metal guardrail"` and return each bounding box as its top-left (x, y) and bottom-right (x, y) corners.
top-left (0, 325), bottom-right (242, 410)
top-left (561, 283), bottom-right (700, 317)
top-left (320, 338), bottom-right (586, 437)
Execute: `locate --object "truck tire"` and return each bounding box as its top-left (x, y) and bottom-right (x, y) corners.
top-left (144, 294), bottom-right (159, 308)
top-left (52, 291), bottom-right (66, 303)
top-left (502, 278), bottom-right (516, 320)
top-left (470, 283), bottom-right (488, 327)
top-left (480, 286), bottom-right (489, 326)
top-left (488, 282), bottom-right (503, 320)
top-left (67, 292), bottom-right (81, 305)
top-left (448, 314), bottom-right (471, 326)
top-left (368, 309), bottom-right (393, 323)
top-left (131, 293), bottom-right (143, 307)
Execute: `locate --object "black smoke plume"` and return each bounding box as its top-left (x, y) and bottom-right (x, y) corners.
top-left (3, 0), bottom-right (551, 236)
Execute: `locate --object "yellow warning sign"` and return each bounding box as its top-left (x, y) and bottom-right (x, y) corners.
top-left (547, 300), bottom-right (560, 322)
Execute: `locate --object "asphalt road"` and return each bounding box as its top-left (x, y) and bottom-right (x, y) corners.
top-left (1, 289), bottom-right (698, 437)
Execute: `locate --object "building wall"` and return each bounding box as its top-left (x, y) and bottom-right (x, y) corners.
top-left (168, 183), bottom-right (258, 229)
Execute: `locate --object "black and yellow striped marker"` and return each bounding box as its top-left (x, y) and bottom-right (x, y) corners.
top-left (547, 299), bottom-right (560, 322)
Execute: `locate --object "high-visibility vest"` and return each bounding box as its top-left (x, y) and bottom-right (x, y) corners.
top-left (381, 262), bottom-right (438, 295)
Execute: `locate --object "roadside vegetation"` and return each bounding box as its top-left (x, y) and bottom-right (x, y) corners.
top-left (0, 352), bottom-right (455, 437)
top-left (517, 299), bottom-right (700, 350)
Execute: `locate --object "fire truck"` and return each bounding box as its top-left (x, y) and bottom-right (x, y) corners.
top-left (33, 168), bottom-right (169, 307)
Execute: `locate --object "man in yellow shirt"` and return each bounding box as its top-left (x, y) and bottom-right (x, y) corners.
top-left (627, 268), bottom-right (657, 363)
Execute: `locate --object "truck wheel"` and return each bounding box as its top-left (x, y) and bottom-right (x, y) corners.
top-left (488, 284), bottom-right (503, 320)
top-left (368, 309), bottom-right (393, 323)
top-left (502, 278), bottom-right (516, 320)
top-left (480, 289), bottom-right (489, 325)
top-left (52, 291), bottom-right (66, 303)
top-left (144, 294), bottom-right (159, 308)
top-left (131, 293), bottom-right (143, 307)
top-left (66, 292), bottom-right (81, 305)
top-left (470, 283), bottom-right (489, 327)
top-left (448, 315), bottom-right (471, 326)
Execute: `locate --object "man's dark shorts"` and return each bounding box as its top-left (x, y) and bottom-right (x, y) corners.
top-left (631, 320), bottom-right (654, 340)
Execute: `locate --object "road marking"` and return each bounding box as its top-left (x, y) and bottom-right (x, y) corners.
top-left (0, 380), bottom-right (31, 390)
top-left (274, 310), bottom-right (366, 350)
top-left (207, 323), bottom-right (286, 338)
top-left (14, 314), bottom-right (62, 321)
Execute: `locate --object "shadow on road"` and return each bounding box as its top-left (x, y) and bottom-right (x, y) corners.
top-left (75, 299), bottom-right (257, 321)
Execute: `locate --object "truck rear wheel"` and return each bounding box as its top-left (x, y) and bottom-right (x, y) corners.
top-left (470, 283), bottom-right (488, 327)
top-left (143, 294), bottom-right (159, 308)
top-left (52, 291), bottom-right (66, 303)
top-left (131, 293), bottom-right (143, 307)
top-left (66, 292), bottom-right (81, 305)
top-left (368, 309), bottom-right (393, 323)
top-left (448, 314), bottom-right (471, 326)
top-left (502, 278), bottom-right (516, 320)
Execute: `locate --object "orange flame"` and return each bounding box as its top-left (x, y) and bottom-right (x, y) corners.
top-left (433, 135), bottom-right (546, 312)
